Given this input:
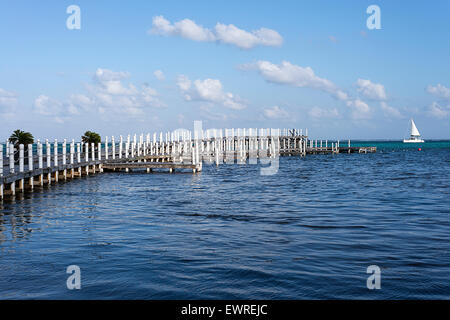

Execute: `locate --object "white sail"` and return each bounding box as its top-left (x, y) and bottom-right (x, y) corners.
top-left (404, 119), bottom-right (424, 143)
top-left (410, 119), bottom-right (420, 136)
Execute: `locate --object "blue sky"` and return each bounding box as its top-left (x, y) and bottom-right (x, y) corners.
top-left (1, 0), bottom-right (449, 140)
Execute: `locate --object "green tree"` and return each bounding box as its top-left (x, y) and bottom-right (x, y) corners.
top-left (81, 131), bottom-right (101, 144)
top-left (8, 129), bottom-right (34, 161)
top-left (9, 129), bottom-right (34, 147)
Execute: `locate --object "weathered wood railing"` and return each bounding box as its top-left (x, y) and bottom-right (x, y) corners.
top-left (1, 127), bottom-right (375, 199)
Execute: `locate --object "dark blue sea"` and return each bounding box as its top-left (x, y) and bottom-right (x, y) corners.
top-left (1, 141), bottom-right (449, 299)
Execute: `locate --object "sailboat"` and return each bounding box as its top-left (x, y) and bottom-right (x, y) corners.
top-left (403, 119), bottom-right (424, 143)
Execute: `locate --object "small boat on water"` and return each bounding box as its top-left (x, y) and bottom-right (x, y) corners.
top-left (403, 119), bottom-right (424, 143)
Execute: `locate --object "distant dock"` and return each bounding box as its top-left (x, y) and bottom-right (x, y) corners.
top-left (1, 128), bottom-right (375, 200)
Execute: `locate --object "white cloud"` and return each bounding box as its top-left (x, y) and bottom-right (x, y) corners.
top-left (428, 102), bottom-right (449, 118)
top-left (214, 23), bottom-right (282, 49)
top-left (241, 61), bottom-right (378, 119)
top-left (426, 84), bottom-right (450, 100)
top-left (150, 15), bottom-right (283, 49)
top-left (263, 106), bottom-right (289, 119)
top-left (346, 99), bottom-right (371, 119)
top-left (177, 75), bottom-right (246, 110)
top-left (243, 60), bottom-right (347, 101)
top-left (89, 68), bottom-right (165, 112)
top-left (141, 84), bottom-right (165, 108)
top-left (34, 68), bottom-right (165, 121)
top-left (34, 95), bottom-right (63, 116)
top-left (0, 88), bottom-right (18, 113)
top-left (356, 79), bottom-right (387, 100)
top-left (93, 68), bottom-right (137, 96)
top-left (154, 70), bottom-right (165, 81)
top-left (94, 68), bottom-right (130, 82)
top-left (243, 60), bottom-right (376, 120)
top-left (151, 16), bottom-right (215, 42)
top-left (380, 101), bottom-right (403, 119)
top-left (199, 105), bottom-right (229, 121)
top-left (151, 15), bottom-right (176, 35)
top-left (308, 106), bottom-right (339, 119)
top-left (33, 95), bottom-right (73, 123)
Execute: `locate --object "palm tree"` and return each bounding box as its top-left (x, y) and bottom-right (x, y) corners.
top-left (8, 129), bottom-right (34, 161)
top-left (82, 131), bottom-right (101, 145)
top-left (9, 129), bottom-right (34, 147)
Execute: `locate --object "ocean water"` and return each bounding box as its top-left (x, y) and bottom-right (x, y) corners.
top-left (0, 141), bottom-right (449, 299)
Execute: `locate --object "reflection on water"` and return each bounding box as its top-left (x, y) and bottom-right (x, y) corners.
top-left (0, 142), bottom-right (450, 299)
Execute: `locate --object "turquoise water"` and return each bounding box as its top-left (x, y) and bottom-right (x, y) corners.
top-left (0, 141), bottom-right (449, 299)
top-left (350, 140), bottom-right (450, 150)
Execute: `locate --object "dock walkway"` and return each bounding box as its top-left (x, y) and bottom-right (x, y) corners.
top-left (1, 128), bottom-right (375, 199)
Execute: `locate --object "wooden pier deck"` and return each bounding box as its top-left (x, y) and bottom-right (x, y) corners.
top-left (1, 128), bottom-right (375, 200)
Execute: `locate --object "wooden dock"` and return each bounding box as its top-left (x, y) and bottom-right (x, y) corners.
top-left (1, 128), bottom-right (375, 200)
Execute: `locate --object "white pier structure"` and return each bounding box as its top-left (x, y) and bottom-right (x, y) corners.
top-left (1, 127), bottom-right (374, 199)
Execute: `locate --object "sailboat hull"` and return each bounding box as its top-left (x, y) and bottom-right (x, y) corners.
top-left (403, 139), bottom-right (424, 143)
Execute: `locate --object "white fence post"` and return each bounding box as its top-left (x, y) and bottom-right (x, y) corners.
top-left (70, 140), bottom-right (74, 165)
top-left (9, 144), bottom-right (15, 174)
top-left (91, 143), bottom-right (95, 162)
top-left (62, 139), bottom-right (67, 165)
top-left (62, 139), bottom-right (67, 180)
top-left (19, 144), bottom-right (24, 173)
top-left (46, 139), bottom-right (51, 169)
top-left (28, 144), bottom-right (33, 171)
top-left (37, 140), bottom-right (43, 186)
top-left (112, 136), bottom-right (116, 160)
top-left (27, 144), bottom-right (34, 189)
top-left (105, 136), bottom-right (109, 160)
top-left (119, 136), bottom-right (123, 159)
top-left (9, 144), bottom-right (15, 194)
top-left (54, 139), bottom-right (58, 167)
top-left (37, 141), bottom-right (42, 166)
top-left (77, 143), bottom-right (81, 163)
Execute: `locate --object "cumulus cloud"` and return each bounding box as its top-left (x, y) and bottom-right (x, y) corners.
top-left (242, 60), bottom-right (348, 101)
top-left (154, 70), bottom-right (165, 81)
top-left (214, 23), bottom-right (283, 49)
top-left (90, 68), bottom-right (164, 112)
top-left (243, 60), bottom-right (377, 120)
top-left (0, 88), bottom-right (18, 113)
top-left (263, 106), bottom-right (289, 119)
top-left (428, 102), bottom-right (449, 118)
top-left (94, 68), bottom-right (130, 82)
top-left (151, 16), bottom-right (215, 42)
top-left (34, 95), bottom-right (63, 116)
top-left (356, 79), bottom-right (387, 100)
top-left (33, 68), bottom-right (165, 122)
top-left (177, 75), bottom-right (246, 110)
top-left (199, 105), bottom-right (229, 121)
top-left (149, 15), bottom-right (283, 49)
top-left (380, 101), bottom-right (403, 119)
top-left (93, 68), bottom-right (137, 96)
top-left (33, 95), bottom-right (74, 123)
top-left (346, 99), bottom-right (371, 119)
top-left (426, 84), bottom-right (450, 100)
top-left (308, 106), bottom-right (339, 119)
